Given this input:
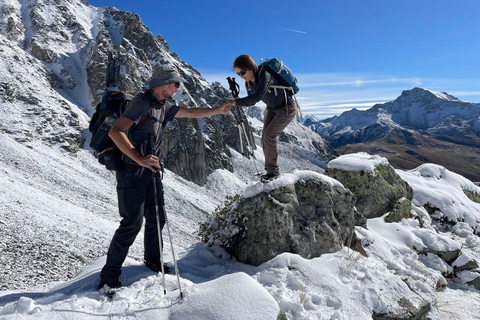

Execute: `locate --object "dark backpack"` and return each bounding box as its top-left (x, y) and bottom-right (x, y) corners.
top-left (259, 58), bottom-right (299, 94)
top-left (88, 91), bottom-right (134, 170)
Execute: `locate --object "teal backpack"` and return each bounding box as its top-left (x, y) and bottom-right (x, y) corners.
top-left (259, 58), bottom-right (299, 94)
top-left (259, 58), bottom-right (303, 120)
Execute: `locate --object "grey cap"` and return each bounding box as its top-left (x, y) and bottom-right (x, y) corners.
top-left (148, 68), bottom-right (187, 88)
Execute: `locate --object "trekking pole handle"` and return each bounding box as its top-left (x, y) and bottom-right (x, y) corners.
top-left (226, 77), bottom-right (240, 98)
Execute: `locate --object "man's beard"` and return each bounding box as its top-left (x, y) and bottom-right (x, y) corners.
top-left (162, 90), bottom-right (174, 100)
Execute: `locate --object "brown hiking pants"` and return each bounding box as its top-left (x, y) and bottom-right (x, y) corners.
top-left (262, 101), bottom-right (298, 173)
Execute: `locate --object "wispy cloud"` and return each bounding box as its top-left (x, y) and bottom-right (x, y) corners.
top-left (198, 69), bottom-right (480, 120)
top-left (296, 73), bottom-right (423, 88)
top-left (278, 27), bottom-right (307, 34)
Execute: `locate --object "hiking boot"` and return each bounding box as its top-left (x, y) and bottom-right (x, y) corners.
top-left (144, 260), bottom-right (171, 274)
top-left (260, 172), bottom-right (280, 182)
top-left (97, 279), bottom-right (122, 290)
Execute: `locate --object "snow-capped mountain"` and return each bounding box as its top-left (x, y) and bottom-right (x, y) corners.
top-left (301, 114), bottom-right (319, 126)
top-left (307, 87), bottom-right (480, 181)
top-left (310, 87), bottom-right (480, 147)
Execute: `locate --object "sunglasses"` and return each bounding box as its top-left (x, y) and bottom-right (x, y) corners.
top-left (175, 82), bottom-right (180, 88)
top-left (236, 70), bottom-right (247, 76)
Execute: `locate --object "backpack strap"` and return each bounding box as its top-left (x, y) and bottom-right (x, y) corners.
top-left (294, 96), bottom-right (303, 122)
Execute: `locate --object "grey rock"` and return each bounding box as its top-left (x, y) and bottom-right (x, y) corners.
top-left (452, 253), bottom-right (479, 273)
top-left (160, 115), bottom-right (233, 185)
top-left (435, 249), bottom-right (461, 265)
top-left (325, 164), bottom-right (413, 220)
top-left (417, 247), bottom-right (461, 265)
top-left (467, 275), bottom-right (480, 291)
top-left (385, 197), bottom-right (412, 223)
top-left (277, 308), bottom-right (288, 320)
top-left (372, 297), bottom-right (431, 320)
top-left (205, 176), bottom-right (362, 266)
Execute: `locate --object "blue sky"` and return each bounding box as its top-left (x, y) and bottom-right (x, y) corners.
top-left (87, 0), bottom-right (480, 119)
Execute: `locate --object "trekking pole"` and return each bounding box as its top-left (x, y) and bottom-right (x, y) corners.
top-left (160, 186), bottom-right (184, 300)
top-left (150, 136), bottom-right (183, 300)
top-left (237, 124), bottom-right (248, 179)
top-left (226, 77), bottom-right (260, 177)
top-left (151, 137), bottom-right (167, 295)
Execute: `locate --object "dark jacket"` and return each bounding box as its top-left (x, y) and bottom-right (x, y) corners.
top-left (122, 90), bottom-right (179, 160)
top-left (235, 68), bottom-right (294, 110)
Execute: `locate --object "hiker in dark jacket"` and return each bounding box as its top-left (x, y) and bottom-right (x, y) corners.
top-left (98, 67), bottom-right (232, 291)
top-left (230, 54), bottom-right (297, 181)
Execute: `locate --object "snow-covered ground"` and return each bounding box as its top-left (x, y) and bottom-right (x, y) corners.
top-left (1, 136), bottom-right (479, 319)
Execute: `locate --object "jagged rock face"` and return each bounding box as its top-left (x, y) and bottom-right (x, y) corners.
top-left (227, 177), bottom-right (359, 266)
top-left (0, 35), bottom-right (87, 151)
top-left (86, 8), bottom-right (171, 102)
top-left (0, 1), bottom-right (24, 43)
top-left (279, 120), bottom-right (338, 163)
top-left (0, 1), bottom-right (239, 181)
top-left (161, 115), bottom-right (233, 185)
top-left (160, 118), bottom-right (209, 185)
top-left (325, 164), bottom-right (413, 220)
top-left (219, 107), bottom-right (257, 155)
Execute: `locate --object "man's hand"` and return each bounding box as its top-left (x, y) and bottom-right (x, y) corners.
top-left (218, 101), bottom-right (234, 114)
top-left (137, 154), bottom-right (161, 172)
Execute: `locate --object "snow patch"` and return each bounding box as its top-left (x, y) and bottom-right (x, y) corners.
top-left (243, 170), bottom-right (343, 198)
top-left (327, 152), bottom-right (389, 173)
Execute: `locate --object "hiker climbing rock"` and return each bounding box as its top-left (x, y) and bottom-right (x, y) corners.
top-left (98, 67), bottom-right (232, 296)
top-left (229, 55), bottom-right (299, 182)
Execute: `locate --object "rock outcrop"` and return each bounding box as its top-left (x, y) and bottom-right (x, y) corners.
top-left (200, 172), bottom-right (363, 266)
top-left (325, 154), bottom-right (413, 222)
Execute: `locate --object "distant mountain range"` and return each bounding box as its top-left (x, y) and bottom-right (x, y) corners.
top-left (304, 88), bottom-right (480, 181)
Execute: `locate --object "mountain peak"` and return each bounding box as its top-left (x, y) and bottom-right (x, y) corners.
top-left (302, 114), bottom-right (320, 125)
top-left (400, 87), bottom-right (462, 103)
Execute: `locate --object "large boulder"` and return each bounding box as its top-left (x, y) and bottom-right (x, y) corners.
top-left (325, 153), bottom-right (413, 221)
top-left (200, 171), bottom-right (363, 266)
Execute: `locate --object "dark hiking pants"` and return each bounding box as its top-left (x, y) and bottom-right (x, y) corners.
top-left (262, 101), bottom-right (298, 173)
top-left (99, 164), bottom-right (165, 283)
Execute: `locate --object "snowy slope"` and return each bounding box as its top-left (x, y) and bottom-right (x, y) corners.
top-left (1, 150), bottom-right (480, 319)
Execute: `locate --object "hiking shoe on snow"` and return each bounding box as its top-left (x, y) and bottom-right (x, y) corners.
top-left (98, 280), bottom-right (123, 297)
top-left (144, 260), bottom-right (171, 274)
top-left (260, 172), bottom-right (280, 183)
top-left (97, 279), bottom-right (122, 290)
